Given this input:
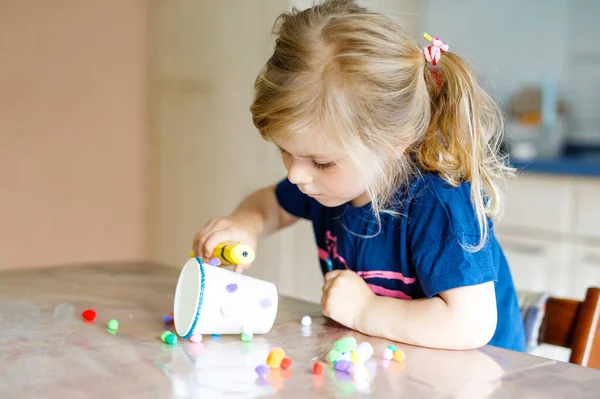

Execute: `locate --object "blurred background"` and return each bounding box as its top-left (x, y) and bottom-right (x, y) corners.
top-left (1, 0), bottom-right (599, 316)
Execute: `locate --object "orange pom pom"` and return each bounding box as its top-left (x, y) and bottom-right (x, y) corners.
top-left (280, 357), bottom-right (292, 369)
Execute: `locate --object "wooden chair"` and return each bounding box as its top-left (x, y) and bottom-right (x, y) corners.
top-left (539, 287), bottom-right (600, 369)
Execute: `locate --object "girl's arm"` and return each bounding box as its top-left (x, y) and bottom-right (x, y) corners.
top-left (230, 185), bottom-right (299, 237)
top-left (357, 282), bottom-right (497, 350)
top-left (322, 270), bottom-right (497, 350)
top-left (193, 185), bottom-right (298, 261)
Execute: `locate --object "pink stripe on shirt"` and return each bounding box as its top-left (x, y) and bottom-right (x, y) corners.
top-left (358, 270), bottom-right (416, 284)
top-left (367, 284), bottom-right (412, 300)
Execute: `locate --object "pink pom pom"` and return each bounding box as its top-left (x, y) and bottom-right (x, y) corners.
top-left (190, 333), bottom-right (203, 343)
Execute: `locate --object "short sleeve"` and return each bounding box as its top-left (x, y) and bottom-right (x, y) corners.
top-left (407, 175), bottom-right (497, 298)
top-left (274, 177), bottom-right (313, 220)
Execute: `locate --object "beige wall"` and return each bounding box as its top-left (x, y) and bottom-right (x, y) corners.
top-left (149, 0), bottom-right (419, 303)
top-left (148, 1), bottom-right (323, 302)
top-left (0, 1), bottom-right (149, 269)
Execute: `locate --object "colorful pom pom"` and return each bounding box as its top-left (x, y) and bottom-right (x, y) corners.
top-left (161, 331), bottom-right (171, 342)
top-left (357, 342), bottom-right (374, 360)
top-left (383, 348), bottom-right (394, 360)
top-left (266, 348), bottom-right (286, 368)
top-left (351, 350), bottom-right (366, 365)
top-left (334, 337), bottom-right (357, 353)
top-left (255, 364), bottom-right (270, 377)
top-left (388, 344), bottom-right (397, 352)
top-left (107, 319), bottom-right (119, 330)
top-left (163, 313), bottom-right (174, 323)
top-left (241, 332), bottom-right (253, 342)
top-left (393, 349), bottom-right (406, 362)
top-left (280, 357), bottom-right (292, 370)
top-left (82, 309), bottom-right (96, 322)
top-left (165, 334), bottom-right (178, 345)
top-left (312, 362), bottom-right (324, 375)
top-left (334, 359), bottom-right (352, 372)
top-left (190, 333), bottom-right (202, 343)
top-left (327, 349), bottom-right (343, 364)
top-left (301, 315), bottom-right (312, 326)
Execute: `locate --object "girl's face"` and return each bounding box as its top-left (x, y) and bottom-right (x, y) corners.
top-left (275, 133), bottom-right (369, 207)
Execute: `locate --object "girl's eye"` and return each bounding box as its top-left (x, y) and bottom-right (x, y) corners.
top-left (312, 160), bottom-right (335, 170)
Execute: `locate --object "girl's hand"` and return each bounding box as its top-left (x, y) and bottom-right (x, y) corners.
top-left (321, 270), bottom-right (375, 330)
top-left (193, 215), bottom-right (259, 273)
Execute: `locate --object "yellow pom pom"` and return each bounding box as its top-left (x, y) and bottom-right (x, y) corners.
top-left (393, 349), bottom-right (406, 362)
top-left (351, 350), bottom-right (365, 365)
top-left (266, 348), bottom-right (286, 368)
top-left (190, 251), bottom-right (196, 258)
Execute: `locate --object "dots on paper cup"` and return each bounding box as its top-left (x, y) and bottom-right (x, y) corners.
top-left (226, 283), bottom-right (238, 293)
top-left (260, 298), bottom-right (272, 309)
top-left (208, 257), bottom-right (222, 266)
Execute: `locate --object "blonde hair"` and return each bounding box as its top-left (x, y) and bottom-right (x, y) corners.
top-left (250, 0), bottom-right (514, 251)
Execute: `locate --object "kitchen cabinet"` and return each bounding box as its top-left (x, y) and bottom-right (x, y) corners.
top-left (496, 174), bottom-right (600, 300)
top-left (495, 232), bottom-right (572, 297)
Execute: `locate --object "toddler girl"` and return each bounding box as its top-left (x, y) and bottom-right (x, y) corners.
top-left (193, 0), bottom-right (526, 352)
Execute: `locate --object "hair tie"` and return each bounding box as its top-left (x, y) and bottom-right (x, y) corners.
top-left (423, 32), bottom-right (449, 66)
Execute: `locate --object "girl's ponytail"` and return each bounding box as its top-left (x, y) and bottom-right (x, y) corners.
top-left (414, 36), bottom-right (515, 251)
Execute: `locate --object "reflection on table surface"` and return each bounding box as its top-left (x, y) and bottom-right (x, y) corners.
top-left (1, 262), bottom-right (599, 398)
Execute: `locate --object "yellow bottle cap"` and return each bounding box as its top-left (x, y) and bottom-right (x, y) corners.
top-left (230, 244), bottom-right (256, 265)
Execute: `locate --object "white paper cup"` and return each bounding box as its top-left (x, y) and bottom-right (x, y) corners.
top-left (174, 257), bottom-right (278, 338)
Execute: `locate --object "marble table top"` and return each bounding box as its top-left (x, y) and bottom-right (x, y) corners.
top-left (1, 261), bottom-right (599, 398)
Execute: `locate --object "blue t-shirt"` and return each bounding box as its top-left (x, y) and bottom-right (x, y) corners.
top-left (275, 172), bottom-right (526, 352)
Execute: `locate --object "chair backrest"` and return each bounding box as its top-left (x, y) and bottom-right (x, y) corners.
top-left (539, 287), bottom-right (600, 369)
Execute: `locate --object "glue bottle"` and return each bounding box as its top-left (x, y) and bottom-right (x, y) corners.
top-left (211, 241), bottom-right (256, 266)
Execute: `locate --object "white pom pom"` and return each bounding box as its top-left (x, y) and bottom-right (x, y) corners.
top-left (301, 315), bottom-right (312, 326)
top-left (357, 342), bottom-right (374, 360)
top-left (383, 348), bottom-right (394, 360)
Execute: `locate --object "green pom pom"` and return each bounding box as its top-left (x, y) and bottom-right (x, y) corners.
top-left (388, 344), bottom-right (397, 352)
top-left (327, 349), bottom-right (343, 364)
top-left (241, 332), bottom-right (253, 342)
top-left (107, 319), bottom-right (119, 330)
top-left (165, 334), bottom-right (178, 345)
top-left (161, 331), bottom-right (171, 342)
top-left (334, 337), bottom-right (357, 353)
